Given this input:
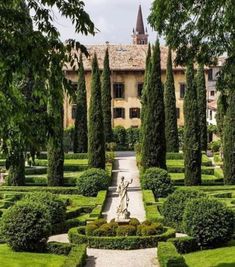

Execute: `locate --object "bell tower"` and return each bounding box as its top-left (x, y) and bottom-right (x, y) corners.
top-left (132, 5), bottom-right (148, 45)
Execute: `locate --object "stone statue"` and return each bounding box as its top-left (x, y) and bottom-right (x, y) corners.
top-left (116, 176), bottom-right (133, 220)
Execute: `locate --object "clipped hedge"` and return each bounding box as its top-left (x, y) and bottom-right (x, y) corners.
top-left (158, 242), bottom-right (187, 267)
top-left (168, 237), bottom-right (199, 254)
top-left (0, 186), bottom-right (82, 195)
top-left (142, 190), bottom-right (163, 223)
top-left (68, 226), bottom-right (175, 250)
top-left (166, 153), bottom-right (184, 160)
top-left (62, 244), bottom-right (87, 267)
top-left (47, 242), bottom-right (72, 255)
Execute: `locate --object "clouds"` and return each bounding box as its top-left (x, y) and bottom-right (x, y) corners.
top-left (54, 0), bottom-right (157, 44)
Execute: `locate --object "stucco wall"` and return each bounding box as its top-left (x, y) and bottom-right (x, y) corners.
top-left (64, 69), bottom-right (206, 129)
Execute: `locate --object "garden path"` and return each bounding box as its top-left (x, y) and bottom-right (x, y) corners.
top-left (49, 152), bottom-right (159, 267)
top-left (86, 152), bottom-right (159, 267)
top-left (102, 151), bottom-right (145, 222)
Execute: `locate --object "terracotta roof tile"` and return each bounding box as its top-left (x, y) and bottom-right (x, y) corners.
top-left (65, 44), bottom-right (185, 72)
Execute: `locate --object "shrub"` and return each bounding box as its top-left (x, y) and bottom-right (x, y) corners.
top-left (208, 140), bottom-right (221, 153)
top-left (113, 126), bottom-right (126, 147)
top-left (116, 225), bottom-right (136, 236)
top-left (126, 128), bottom-right (140, 149)
top-left (137, 223), bottom-right (163, 236)
top-left (85, 224), bottom-right (98, 236)
top-left (162, 189), bottom-right (205, 231)
top-left (0, 201), bottom-right (51, 251)
top-left (23, 192), bottom-right (66, 225)
top-left (93, 224), bottom-right (114, 237)
top-left (141, 168), bottom-right (174, 198)
top-left (47, 242), bottom-right (72, 255)
top-left (168, 237), bottom-right (199, 254)
top-left (62, 244), bottom-right (87, 267)
top-left (106, 142), bottom-right (117, 152)
top-left (158, 242), bottom-right (187, 267)
top-left (77, 168), bottom-right (110, 196)
top-left (183, 197), bottom-right (234, 249)
top-left (129, 218), bottom-right (140, 227)
top-left (69, 226), bottom-right (176, 249)
top-left (93, 218), bottom-right (107, 227)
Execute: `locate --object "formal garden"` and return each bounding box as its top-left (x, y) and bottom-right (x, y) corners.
top-left (1, 1), bottom-right (235, 267)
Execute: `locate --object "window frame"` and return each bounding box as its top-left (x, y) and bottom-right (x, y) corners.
top-left (179, 83), bottom-right (186, 99)
top-left (113, 107), bottom-right (125, 119)
top-left (129, 107), bottom-right (141, 119)
top-left (113, 83), bottom-right (125, 99)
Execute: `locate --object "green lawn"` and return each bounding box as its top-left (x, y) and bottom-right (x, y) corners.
top-left (184, 243), bottom-right (235, 267)
top-left (0, 244), bottom-right (66, 267)
top-left (170, 173), bottom-right (218, 180)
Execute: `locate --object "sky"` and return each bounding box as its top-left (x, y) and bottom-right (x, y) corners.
top-left (52, 0), bottom-right (158, 45)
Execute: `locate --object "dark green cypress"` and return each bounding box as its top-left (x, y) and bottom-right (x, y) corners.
top-left (196, 63), bottom-right (207, 151)
top-left (142, 40), bottom-right (166, 169)
top-left (216, 92), bottom-right (227, 139)
top-left (184, 61), bottom-right (201, 186)
top-left (223, 90), bottom-right (235, 184)
top-left (47, 54), bottom-right (64, 186)
top-left (164, 48), bottom-right (179, 152)
top-left (141, 43), bottom-right (152, 133)
top-left (101, 48), bottom-right (112, 143)
top-left (88, 53), bottom-right (106, 169)
top-left (73, 54), bottom-right (88, 153)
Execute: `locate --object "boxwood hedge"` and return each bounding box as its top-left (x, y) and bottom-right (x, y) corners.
top-left (68, 226), bottom-right (175, 250)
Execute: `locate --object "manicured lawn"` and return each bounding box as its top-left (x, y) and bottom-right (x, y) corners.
top-left (170, 173), bottom-right (218, 180)
top-left (34, 159), bottom-right (88, 167)
top-left (184, 243), bottom-right (235, 267)
top-left (62, 194), bottom-right (98, 209)
top-left (0, 244), bottom-right (66, 267)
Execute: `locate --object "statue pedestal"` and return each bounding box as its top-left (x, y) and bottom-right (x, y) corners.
top-left (115, 218), bottom-right (130, 225)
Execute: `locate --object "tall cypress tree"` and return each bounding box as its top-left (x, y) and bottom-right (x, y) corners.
top-left (88, 53), bottom-right (106, 169)
top-left (142, 40), bottom-right (166, 169)
top-left (216, 92), bottom-right (227, 139)
top-left (141, 43), bottom-right (152, 135)
top-left (223, 90), bottom-right (235, 184)
top-left (73, 54), bottom-right (88, 153)
top-left (196, 63), bottom-right (207, 151)
top-left (184, 61), bottom-right (201, 186)
top-left (101, 48), bottom-right (112, 143)
top-left (164, 48), bottom-right (179, 152)
top-left (47, 52), bottom-right (64, 186)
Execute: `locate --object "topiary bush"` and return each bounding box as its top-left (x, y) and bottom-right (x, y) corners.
top-left (137, 223), bottom-right (163, 236)
top-left (162, 189), bottom-right (205, 231)
top-left (116, 225), bottom-right (136, 236)
top-left (77, 168), bottom-right (110, 196)
top-left (23, 192), bottom-right (66, 225)
top-left (141, 168), bottom-right (174, 198)
top-left (0, 201), bottom-right (51, 251)
top-left (183, 197), bottom-right (234, 249)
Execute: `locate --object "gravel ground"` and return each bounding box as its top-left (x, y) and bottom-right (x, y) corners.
top-left (86, 248), bottom-right (159, 267)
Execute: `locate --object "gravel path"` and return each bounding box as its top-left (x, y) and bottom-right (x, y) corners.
top-left (86, 248), bottom-right (158, 267)
top-left (102, 151), bottom-right (146, 222)
top-left (49, 152), bottom-right (159, 267)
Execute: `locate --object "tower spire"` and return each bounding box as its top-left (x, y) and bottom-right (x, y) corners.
top-left (136, 5), bottom-right (145, 34)
top-left (132, 5), bottom-right (148, 45)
